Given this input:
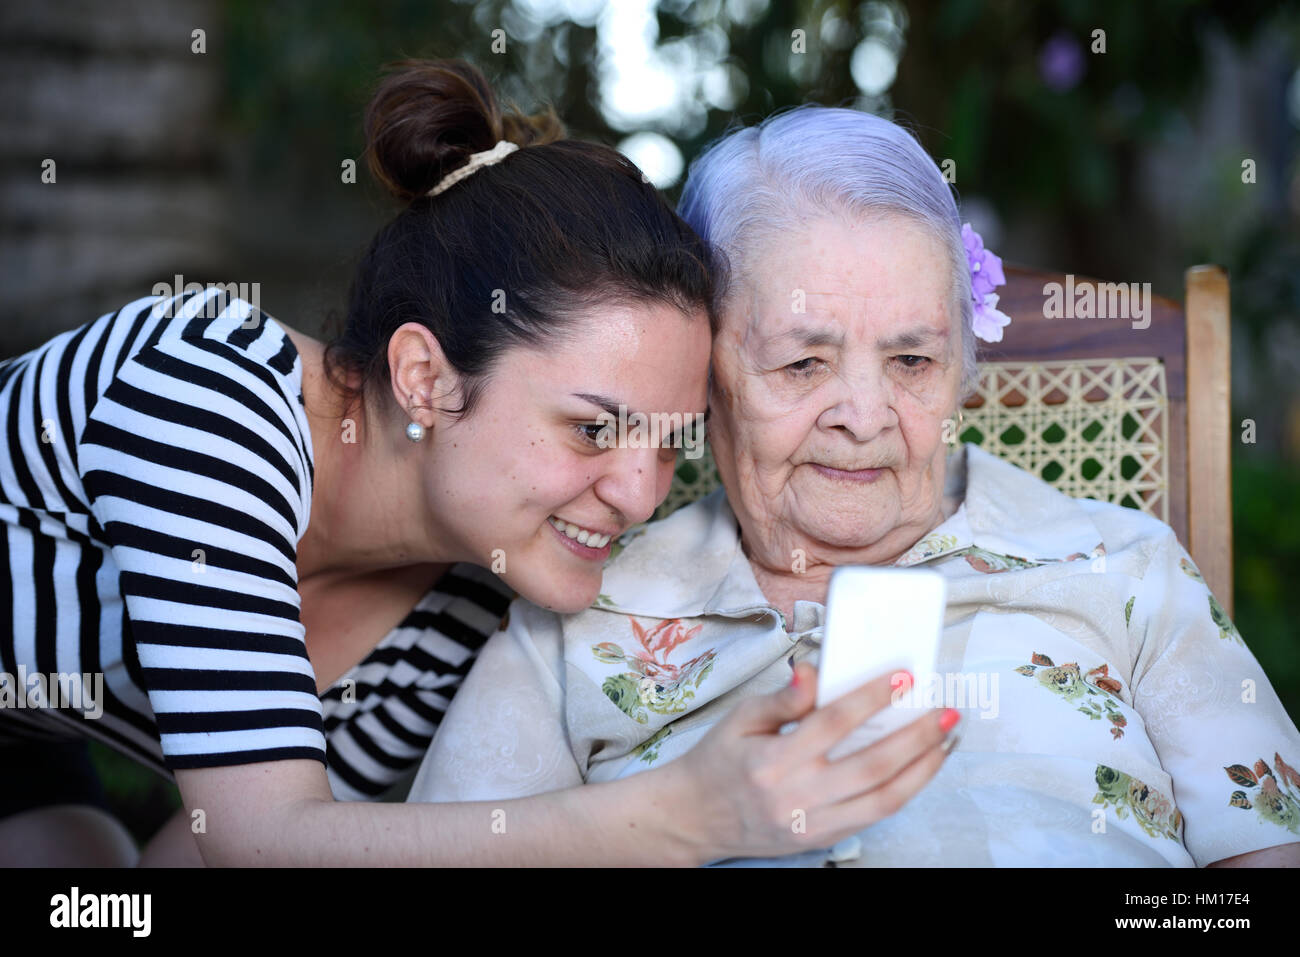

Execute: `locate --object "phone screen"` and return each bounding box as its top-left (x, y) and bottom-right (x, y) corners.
top-left (815, 566), bottom-right (947, 747)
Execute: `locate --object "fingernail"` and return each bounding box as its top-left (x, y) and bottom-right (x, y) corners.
top-left (789, 668), bottom-right (801, 688)
top-left (892, 670), bottom-right (913, 692)
top-left (940, 731), bottom-right (961, 755)
top-left (939, 708), bottom-right (961, 732)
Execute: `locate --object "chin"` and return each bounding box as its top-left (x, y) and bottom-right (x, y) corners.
top-left (793, 501), bottom-right (901, 550)
top-left (545, 580), bottom-right (601, 615)
top-left (791, 488), bottom-right (898, 540)
top-left (807, 519), bottom-right (895, 550)
top-left (507, 568), bottom-right (602, 615)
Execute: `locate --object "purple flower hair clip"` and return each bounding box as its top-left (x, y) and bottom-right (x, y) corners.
top-left (962, 223), bottom-right (1011, 343)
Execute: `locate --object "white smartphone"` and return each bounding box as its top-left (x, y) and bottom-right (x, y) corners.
top-left (815, 566), bottom-right (947, 751)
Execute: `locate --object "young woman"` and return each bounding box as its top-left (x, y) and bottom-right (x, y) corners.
top-left (0, 60), bottom-right (947, 866)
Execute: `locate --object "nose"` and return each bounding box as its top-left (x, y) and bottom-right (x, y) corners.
top-left (817, 365), bottom-right (897, 442)
top-left (594, 445), bottom-right (671, 527)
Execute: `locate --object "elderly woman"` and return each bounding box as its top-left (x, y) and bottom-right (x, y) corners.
top-left (408, 106), bottom-right (1300, 867)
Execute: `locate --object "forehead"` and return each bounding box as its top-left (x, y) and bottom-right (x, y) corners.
top-left (514, 300), bottom-right (712, 409)
top-left (729, 212), bottom-right (955, 343)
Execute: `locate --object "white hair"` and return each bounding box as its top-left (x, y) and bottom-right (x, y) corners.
top-left (678, 105), bottom-right (978, 400)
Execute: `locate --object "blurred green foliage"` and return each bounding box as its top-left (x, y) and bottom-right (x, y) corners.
top-left (1232, 452), bottom-right (1300, 714)
top-left (87, 741), bottom-right (181, 848)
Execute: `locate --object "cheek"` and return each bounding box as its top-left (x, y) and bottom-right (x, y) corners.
top-left (722, 380), bottom-right (814, 456)
top-left (726, 418), bottom-right (808, 478)
top-left (899, 423), bottom-right (944, 470)
top-left (436, 422), bottom-right (583, 516)
top-left (896, 361), bottom-right (960, 416)
top-left (453, 423), bottom-right (533, 492)
top-left (524, 450), bottom-right (601, 511)
top-left (891, 362), bottom-right (951, 406)
top-left (895, 389), bottom-right (955, 462)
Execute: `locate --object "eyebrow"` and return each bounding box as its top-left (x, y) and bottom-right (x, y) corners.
top-left (769, 328), bottom-right (845, 350)
top-left (572, 393), bottom-right (711, 423)
top-left (764, 324), bottom-right (946, 353)
top-left (878, 327), bottom-right (948, 351)
top-left (573, 393), bottom-right (625, 418)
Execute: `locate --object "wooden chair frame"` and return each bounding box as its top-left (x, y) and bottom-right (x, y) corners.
top-left (978, 264), bottom-right (1233, 616)
top-left (1184, 266), bottom-right (1234, 616)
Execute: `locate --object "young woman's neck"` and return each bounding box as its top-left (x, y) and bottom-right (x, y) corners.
top-left (283, 324), bottom-right (454, 582)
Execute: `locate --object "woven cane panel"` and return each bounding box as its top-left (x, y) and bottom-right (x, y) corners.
top-left (656, 357), bottom-right (1170, 523)
top-left (958, 358), bottom-right (1169, 522)
top-left (656, 449), bottom-right (724, 520)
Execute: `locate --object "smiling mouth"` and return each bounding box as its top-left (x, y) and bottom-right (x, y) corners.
top-left (548, 515), bottom-right (614, 549)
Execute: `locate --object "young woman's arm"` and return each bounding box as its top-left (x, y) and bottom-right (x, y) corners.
top-left (1206, 843), bottom-right (1300, 867)
top-left (178, 662), bottom-right (955, 866)
top-left (180, 757), bottom-right (703, 867)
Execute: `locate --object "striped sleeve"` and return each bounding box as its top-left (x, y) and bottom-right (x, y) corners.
top-left (76, 335), bottom-right (323, 772)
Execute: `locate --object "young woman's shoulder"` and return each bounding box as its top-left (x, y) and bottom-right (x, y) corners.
top-left (2, 288), bottom-right (303, 424)
top-left (132, 288), bottom-right (298, 372)
top-left (75, 286), bottom-right (315, 549)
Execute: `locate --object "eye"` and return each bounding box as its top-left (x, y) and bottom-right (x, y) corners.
top-left (894, 355), bottom-right (931, 371)
top-left (785, 357), bottom-right (824, 377)
top-left (573, 422), bottom-right (609, 446)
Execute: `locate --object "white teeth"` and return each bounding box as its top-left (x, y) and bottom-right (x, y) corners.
top-left (549, 516), bottom-right (611, 548)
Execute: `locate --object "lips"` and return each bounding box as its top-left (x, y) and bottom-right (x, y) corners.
top-left (548, 515), bottom-right (614, 549)
top-left (811, 463), bottom-right (887, 483)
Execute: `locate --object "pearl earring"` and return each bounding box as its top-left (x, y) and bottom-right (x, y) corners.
top-left (405, 394), bottom-right (425, 442)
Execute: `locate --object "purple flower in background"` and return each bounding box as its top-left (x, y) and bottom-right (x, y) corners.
top-left (1039, 32), bottom-right (1085, 92)
top-left (962, 223), bottom-right (1011, 343)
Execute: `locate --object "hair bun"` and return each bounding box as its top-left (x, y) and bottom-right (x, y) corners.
top-left (364, 58), bottom-right (564, 202)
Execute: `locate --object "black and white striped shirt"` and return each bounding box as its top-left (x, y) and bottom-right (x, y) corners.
top-left (0, 289), bottom-right (513, 801)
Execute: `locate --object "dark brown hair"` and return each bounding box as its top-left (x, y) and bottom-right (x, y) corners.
top-left (321, 58), bottom-right (721, 421)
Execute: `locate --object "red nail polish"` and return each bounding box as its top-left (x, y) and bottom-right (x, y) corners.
top-left (892, 670), bottom-right (913, 692)
top-left (790, 669), bottom-right (801, 688)
top-left (940, 708), bottom-right (960, 732)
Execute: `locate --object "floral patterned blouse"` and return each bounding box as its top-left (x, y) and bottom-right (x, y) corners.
top-left (408, 443), bottom-right (1300, 867)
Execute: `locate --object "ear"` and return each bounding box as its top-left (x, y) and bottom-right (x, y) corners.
top-left (387, 322), bottom-right (464, 428)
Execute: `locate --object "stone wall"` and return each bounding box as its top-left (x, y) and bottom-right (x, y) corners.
top-left (0, 0), bottom-right (225, 355)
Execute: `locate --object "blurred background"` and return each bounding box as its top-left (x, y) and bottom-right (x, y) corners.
top-left (3, 0), bottom-right (1298, 847)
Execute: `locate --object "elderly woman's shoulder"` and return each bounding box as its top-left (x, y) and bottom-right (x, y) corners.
top-left (964, 445), bottom-right (1183, 560)
top-left (1073, 494), bottom-right (1185, 562)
